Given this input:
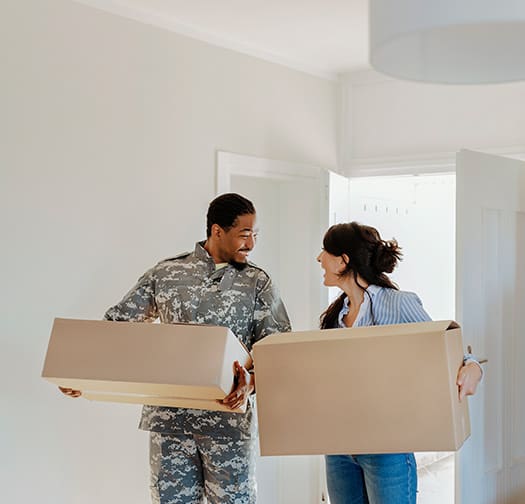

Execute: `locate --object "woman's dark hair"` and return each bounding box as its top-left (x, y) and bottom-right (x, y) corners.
top-left (206, 193), bottom-right (255, 237)
top-left (320, 222), bottom-right (402, 329)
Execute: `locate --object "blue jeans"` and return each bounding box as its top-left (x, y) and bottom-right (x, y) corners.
top-left (325, 453), bottom-right (417, 504)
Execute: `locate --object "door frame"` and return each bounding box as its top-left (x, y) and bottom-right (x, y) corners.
top-left (216, 150), bottom-right (330, 504)
top-left (216, 151), bottom-right (324, 193)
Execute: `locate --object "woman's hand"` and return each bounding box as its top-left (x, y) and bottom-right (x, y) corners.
top-left (456, 361), bottom-right (482, 401)
top-left (58, 386), bottom-right (82, 398)
top-left (221, 361), bottom-right (254, 411)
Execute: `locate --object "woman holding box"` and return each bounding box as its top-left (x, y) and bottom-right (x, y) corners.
top-left (317, 222), bottom-right (481, 504)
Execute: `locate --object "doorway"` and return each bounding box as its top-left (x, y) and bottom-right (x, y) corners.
top-left (330, 171), bottom-right (457, 503)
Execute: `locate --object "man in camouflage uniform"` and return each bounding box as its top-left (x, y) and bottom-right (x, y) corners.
top-left (62, 193), bottom-right (290, 503)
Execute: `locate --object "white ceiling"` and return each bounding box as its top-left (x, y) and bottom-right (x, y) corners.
top-left (74, 0), bottom-right (369, 79)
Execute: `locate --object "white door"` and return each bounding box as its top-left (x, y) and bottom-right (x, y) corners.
top-left (456, 149), bottom-right (525, 504)
top-left (217, 151), bottom-right (329, 504)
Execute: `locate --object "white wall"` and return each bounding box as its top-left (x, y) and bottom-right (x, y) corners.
top-left (338, 69), bottom-right (525, 176)
top-left (0, 1), bottom-right (337, 503)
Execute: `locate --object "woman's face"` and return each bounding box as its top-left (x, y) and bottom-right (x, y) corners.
top-left (317, 249), bottom-right (346, 287)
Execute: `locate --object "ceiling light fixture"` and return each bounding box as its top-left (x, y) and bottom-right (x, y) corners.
top-left (369, 0), bottom-right (525, 84)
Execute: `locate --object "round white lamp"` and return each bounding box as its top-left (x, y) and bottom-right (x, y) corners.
top-left (369, 0), bottom-right (525, 84)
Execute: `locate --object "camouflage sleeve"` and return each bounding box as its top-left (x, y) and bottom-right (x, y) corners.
top-left (252, 272), bottom-right (291, 343)
top-left (104, 267), bottom-right (158, 322)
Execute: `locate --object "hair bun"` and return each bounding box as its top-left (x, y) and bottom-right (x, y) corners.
top-left (373, 239), bottom-right (402, 274)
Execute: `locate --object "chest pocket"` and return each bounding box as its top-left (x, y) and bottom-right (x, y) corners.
top-left (197, 279), bottom-right (256, 345)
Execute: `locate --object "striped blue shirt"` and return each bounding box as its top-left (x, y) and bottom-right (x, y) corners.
top-left (337, 284), bottom-right (432, 328)
top-left (337, 285), bottom-right (481, 375)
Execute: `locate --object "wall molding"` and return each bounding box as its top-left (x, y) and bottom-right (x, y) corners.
top-left (342, 146), bottom-right (525, 178)
top-left (216, 151), bottom-right (323, 194)
top-left (74, 0), bottom-right (337, 81)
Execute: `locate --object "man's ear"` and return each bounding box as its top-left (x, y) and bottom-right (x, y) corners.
top-left (211, 223), bottom-right (222, 238)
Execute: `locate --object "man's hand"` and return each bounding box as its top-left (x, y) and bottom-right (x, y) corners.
top-left (456, 361), bottom-right (482, 401)
top-left (220, 361), bottom-right (254, 411)
top-left (58, 386), bottom-right (82, 398)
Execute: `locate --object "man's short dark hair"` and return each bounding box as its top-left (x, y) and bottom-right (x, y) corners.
top-left (206, 193), bottom-right (256, 237)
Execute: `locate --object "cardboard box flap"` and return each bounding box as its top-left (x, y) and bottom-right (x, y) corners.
top-left (254, 320), bottom-right (460, 346)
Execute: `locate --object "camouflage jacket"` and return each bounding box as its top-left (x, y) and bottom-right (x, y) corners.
top-left (104, 241), bottom-right (291, 438)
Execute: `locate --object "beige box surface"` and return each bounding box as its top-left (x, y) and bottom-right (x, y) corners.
top-left (253, 320), bottom-right (470, 455)
top-left (42, 318), bottom-right (252, 413)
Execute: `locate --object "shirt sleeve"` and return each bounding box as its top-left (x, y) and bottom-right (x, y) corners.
top-left (104, 267), bottom-right (158, 322)
top-left (400, 291), bottom-right (482, 372)
top-left (252, 273), bottom-right (291, 343)
top-left (399, 291), bottom-right (432, 323)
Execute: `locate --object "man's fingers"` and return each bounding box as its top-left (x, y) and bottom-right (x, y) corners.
top-left (221, 361), bottom-right (250, 410)
top-left (222, 392), bottom-right (235, 404)
top-left (222, 391), bottom-right (243, 404)
top-left (234, 362), bottom-right (249, 386)
top-left (237, 372), bottom-right (247, 387)
top-left (222, 391), bottom-right (247, 410)
top-left (229, 398), bottom-right (244, 410)
top-left (59, 386), bottom-right (82, 398)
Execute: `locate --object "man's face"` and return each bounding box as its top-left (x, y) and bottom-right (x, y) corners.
top-left (216, 213), bottom-right (258, 265)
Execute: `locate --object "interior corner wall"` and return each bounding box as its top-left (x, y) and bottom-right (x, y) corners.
top-left (338, 69), bottom-right (525, 176)
top-left (0, 1), bottom-right (337, 503)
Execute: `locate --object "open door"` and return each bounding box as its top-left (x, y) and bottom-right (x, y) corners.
top-left (456, 149), bottom-right (525, 503)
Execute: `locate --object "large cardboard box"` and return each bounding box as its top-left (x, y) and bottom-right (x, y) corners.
top-left (253, 320), bottom-right (470, 455)
top-left (42, 318), bottom-right (252, 413)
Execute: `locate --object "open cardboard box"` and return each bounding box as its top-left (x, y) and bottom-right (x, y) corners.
top-left (42, 318), bottom-right (252, 413)
top-left (253, 320), bottom-right (470, 455)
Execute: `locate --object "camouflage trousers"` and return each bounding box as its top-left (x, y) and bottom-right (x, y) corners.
top-left (149, 431), bottom-right (257, 504)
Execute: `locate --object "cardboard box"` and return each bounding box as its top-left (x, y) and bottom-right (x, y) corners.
top-left (42, 318), bottom-right (252, 413)
top-left (253, 320), bottom-right (470, 455)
